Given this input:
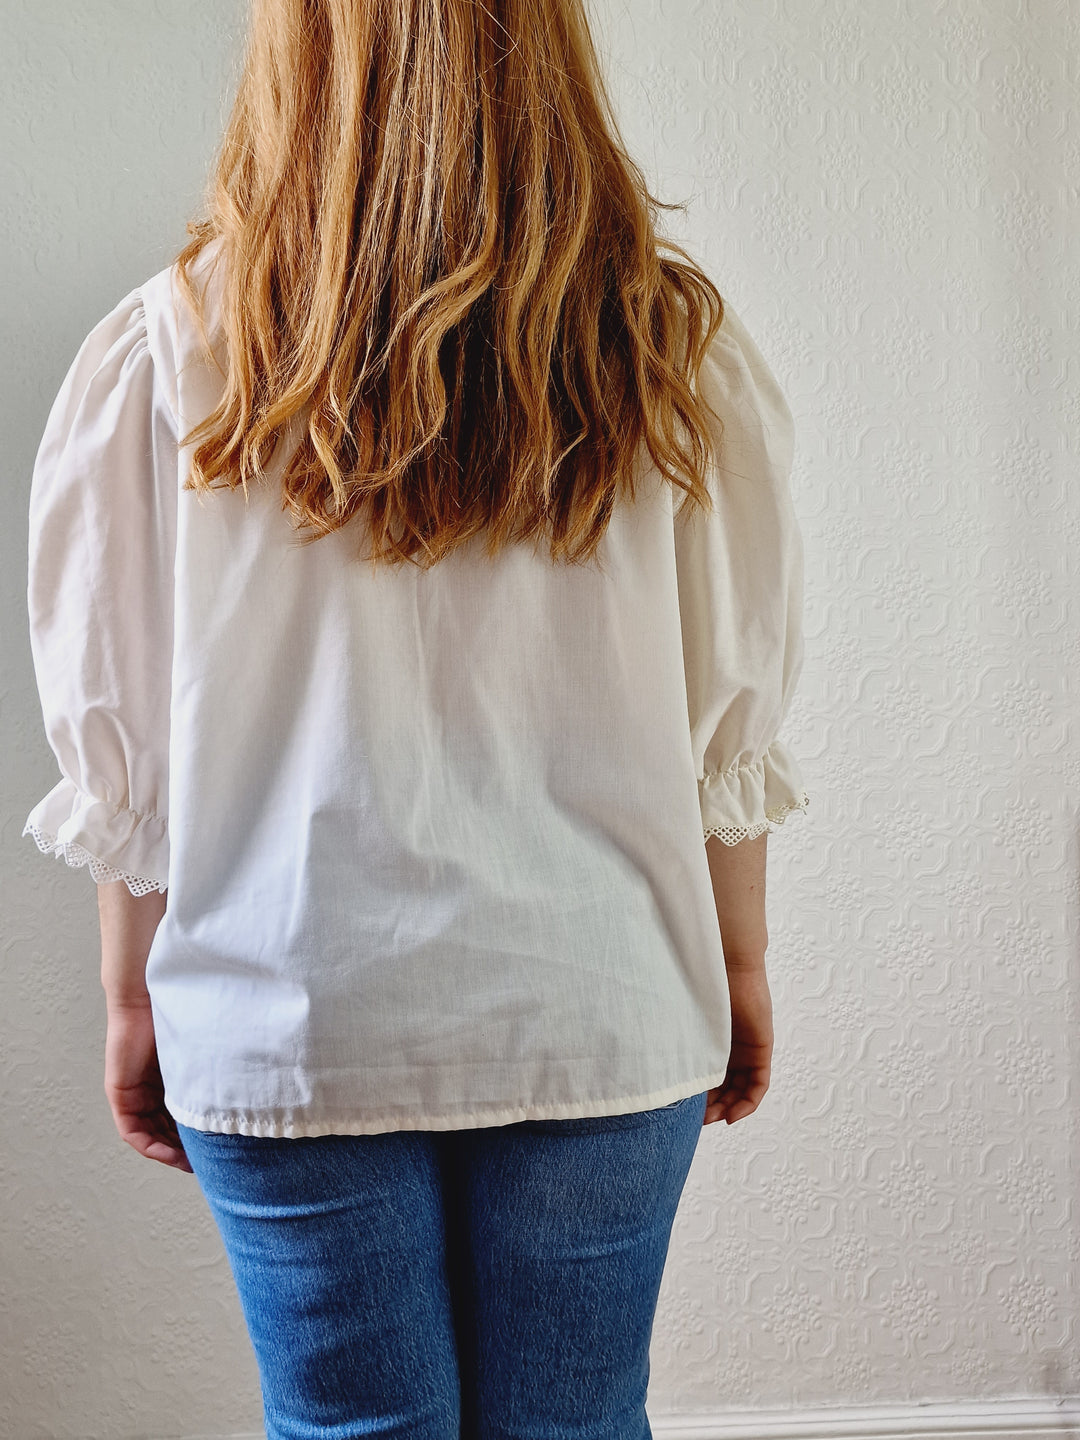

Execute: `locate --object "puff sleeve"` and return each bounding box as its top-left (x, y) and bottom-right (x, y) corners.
top-left (675, 301), bottom-right (811, 846)
top-left (21, 286), bottom-right (177, 896)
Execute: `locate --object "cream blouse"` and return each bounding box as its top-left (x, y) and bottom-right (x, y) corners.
top-left (23, 244), bottom-right (811, 1137)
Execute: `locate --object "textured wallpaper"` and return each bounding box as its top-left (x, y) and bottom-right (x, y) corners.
top-left (2, 1), bottom-right (1077, 1437)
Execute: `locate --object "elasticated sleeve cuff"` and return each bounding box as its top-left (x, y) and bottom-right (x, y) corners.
top-left (23, 777), bottom-right (169, 895)
top-left (699, 738), bottom-right (810, 846)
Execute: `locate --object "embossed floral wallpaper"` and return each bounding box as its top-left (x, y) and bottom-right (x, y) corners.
top-left (3, 1), bottom-right (1077, 1438)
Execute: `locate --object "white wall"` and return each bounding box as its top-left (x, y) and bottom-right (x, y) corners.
top-left (2, 1), bottom-right (1077, 1436)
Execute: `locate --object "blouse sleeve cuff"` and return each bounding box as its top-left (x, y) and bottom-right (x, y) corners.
top-left (700, 738), bottom-right (810, 845)
top-left (22, 777), bottom-right (169, 896)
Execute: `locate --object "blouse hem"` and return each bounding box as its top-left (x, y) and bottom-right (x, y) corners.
top-left (167, 1070), bottom-right (733, 1138)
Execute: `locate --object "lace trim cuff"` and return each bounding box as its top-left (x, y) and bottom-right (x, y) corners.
top-left (23, 777), bottom-right (169, 897)
top-left (700, 739), bottom-right (810, 846)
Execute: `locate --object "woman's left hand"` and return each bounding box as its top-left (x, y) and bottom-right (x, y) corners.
top-left (103, 999), bottom-right (194, 1173)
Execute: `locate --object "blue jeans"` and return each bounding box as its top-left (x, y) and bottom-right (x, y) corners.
top-left (176, 1090), bottom-right (707, 1440)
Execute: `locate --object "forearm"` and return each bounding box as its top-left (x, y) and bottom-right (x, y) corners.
top-left (97, 881), bottom-right (168, 1005)
top-left (705, 830), bottom-right (768, 969)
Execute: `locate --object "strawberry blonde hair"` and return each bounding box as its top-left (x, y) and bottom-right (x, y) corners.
top-left (174, 0), bottom-right (725, 569)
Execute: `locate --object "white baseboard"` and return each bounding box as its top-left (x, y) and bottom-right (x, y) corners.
top-left (651, 1398), bottom-right (1080, 1440)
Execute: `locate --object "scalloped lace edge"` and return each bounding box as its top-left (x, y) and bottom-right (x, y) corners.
top-left (23, 823), bottom-right (167, 896)
top-left (703, 791), bottom-right (811, 847)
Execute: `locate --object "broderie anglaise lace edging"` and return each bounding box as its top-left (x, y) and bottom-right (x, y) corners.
top-left (23, 822), bottom-right (168, 897)
top-left (701, 791), bottom-right (811, 847)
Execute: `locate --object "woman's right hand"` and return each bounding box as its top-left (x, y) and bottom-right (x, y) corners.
top-left (703, 964), bottom-right (773, 1126)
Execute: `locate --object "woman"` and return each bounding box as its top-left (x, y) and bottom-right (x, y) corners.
top-left (22, 0), bottom-right (810, 1435)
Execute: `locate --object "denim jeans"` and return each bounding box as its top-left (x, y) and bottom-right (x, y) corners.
top-left (176, 1089), bottom-right (708, 1440)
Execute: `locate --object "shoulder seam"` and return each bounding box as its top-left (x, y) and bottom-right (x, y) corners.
top-left (133, 274), bottom-right (181, 433)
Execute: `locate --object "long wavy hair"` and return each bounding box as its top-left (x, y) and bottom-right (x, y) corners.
top-left (173, 0), bottom-right (726, 570)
